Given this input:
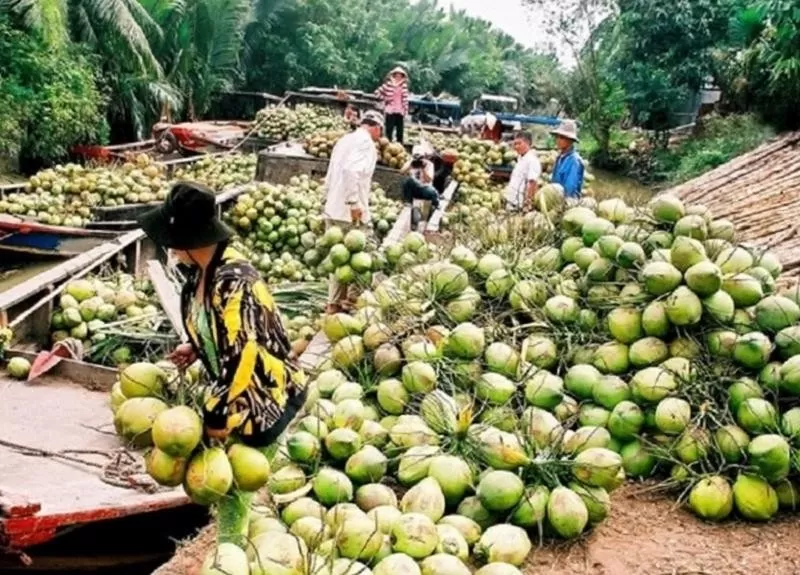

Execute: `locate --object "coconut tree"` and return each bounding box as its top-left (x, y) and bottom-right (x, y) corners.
top-left (142, 0), bottom-right (252, 120)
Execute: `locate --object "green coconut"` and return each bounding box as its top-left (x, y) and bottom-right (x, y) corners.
top-left (733, 474), bottom-right (779, 521)
top-left (509, 485), bottom-right (549, 528)
top-left (477, 471), bottom-right (525, 513)
top-left (427, 455), bottom-right (472, 506)
top-left (664, 286), bottom-right (703, 326)
top-left (755, 295), bottom-right (800, 333)
top-left (670, 236), bottom-right (707, 272)
top-left (592, 342), bottom-right (630, 375)
top-left (689, 476), bottom-right (733, 521)
top-left (649, 195), bottom-right (685, 223)
top-left (620, 440), bottom-right (657, 478)
top-left (716, 246), bottom-right (755, 274)
top-left (473, 524), bottom-right (532, 567)
top-left (313, 467), bottom-right (354, 506)
top-left (592, 375), bottom-right (631, 410)
top-left (736, 398), bottom-right (778, 434)
top-left (629, 337), bottom-right (670, 368)
top-left (524, 370), bottom-right (564, 409)
top-left (747, 434), bottom-right (791, 482)
top-left (606, 307), bottom-right (643, 344)
top-left (714, 425), bottom-right (750, 463)
top-left (484, 342), bottom-right (520, 378)
top-left (654, 397), bottom-right (691, 435)
top-left (607, 401), bottom-right (644, 441)
top-left (702, 291), bottom-right (736, 324)
top-left (546, 486), bottom-right (589, 539)
top-left (722, 274), bottom-right (764, 307)
top-left (775, 325), bottom-right (800, 358)
top-left (392, 513), bottom-right (438, 559)
top-left (641, 262), bottom-right (682, 296)
top-left (642, 301), bottom-right (671, 338)
top-left (400, 477), bottom-right (446, 522)
top-left (630, 367), bottom-right (678, 403)
top-left (544, 295), bottom-right (579, 324)
top-left (183, 447), bottom-right (233, 505)
top-left (733, 332), bottom-right (772, 370)
top-left (564, 364), bottom-right (602, 400)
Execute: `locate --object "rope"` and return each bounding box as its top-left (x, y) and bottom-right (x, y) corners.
top-left (0, 438), bottom-right (161, 494)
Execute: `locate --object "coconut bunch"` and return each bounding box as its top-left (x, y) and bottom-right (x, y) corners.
top-left (256, 106), bottom-right (298, 141)
top-left (257, 104), bottom-right (348, 143)
top-left (50, 274), bottom-right (174, 367)
top-left (369, 186), bottom-right (402, 239)
top-left (220, 190), bottom-right (800, 572)
top-left (305, 131), bottom-right (347, 159)
top-left (172, 154), bottom-right (257, 192)
top-left (0, 156), bottom-right (169, 227)
top-left (224, 177), bottom-right (326, 283)
top-left (225, 178), bottom-right (401, 284)
top-left (375, 138), bottom-right (409, 170)
top-left (109, 361), bottom-right (275, 509)
top-left (293, 105), bottom-right (349, 139)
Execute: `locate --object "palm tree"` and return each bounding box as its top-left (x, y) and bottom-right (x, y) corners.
top-left (143, 0), bottom-right (252, 120)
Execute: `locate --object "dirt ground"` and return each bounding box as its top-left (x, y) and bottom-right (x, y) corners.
top-left (154, 484), bottom-right (800, 575)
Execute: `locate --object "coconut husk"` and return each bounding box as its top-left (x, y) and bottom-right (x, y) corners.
top-left (661, 131), bottom-right (800, 286)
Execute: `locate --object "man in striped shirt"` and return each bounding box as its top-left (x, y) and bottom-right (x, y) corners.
top-left (375, 66), bottom-right (409, 144)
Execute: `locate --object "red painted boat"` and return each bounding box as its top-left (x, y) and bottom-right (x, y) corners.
top-left (0, 352), bottom-right (189, 556)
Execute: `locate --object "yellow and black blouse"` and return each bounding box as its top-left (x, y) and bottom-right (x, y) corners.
top-left (180, 243), bottom-right (307, 446)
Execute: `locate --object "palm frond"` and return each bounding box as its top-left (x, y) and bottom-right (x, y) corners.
top-left (1, 0), bottom-right (68, 45)
top-left (81, 0), bottom-right (162, 73)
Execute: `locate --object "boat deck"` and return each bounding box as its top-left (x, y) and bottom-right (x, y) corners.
top-left (0, 372), bottom-right (187, 550)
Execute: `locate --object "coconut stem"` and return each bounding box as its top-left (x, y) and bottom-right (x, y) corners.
top-left (216, 489), bottom-right (253, 548)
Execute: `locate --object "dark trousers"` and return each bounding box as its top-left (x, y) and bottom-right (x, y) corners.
top-left (402, 177), bottom-right (440, 210)
top-left (385, 113), bottom-right (404, 143)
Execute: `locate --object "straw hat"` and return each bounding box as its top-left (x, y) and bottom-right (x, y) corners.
top-left (550, 119), bottom-right (580, 142)
top-left (388, 66), bottom-right (408, 78)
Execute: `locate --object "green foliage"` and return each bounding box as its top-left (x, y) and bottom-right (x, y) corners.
top-left (650, 114), bottom-right (773, 184)
top-left (612, 0), bottom-right (735, 129)
top-left (0, 17), bottom-right (108, 164)
top-left (242, 0), bottom-right (559, 109)
top-left (721, 0), bottom-right (800, 129)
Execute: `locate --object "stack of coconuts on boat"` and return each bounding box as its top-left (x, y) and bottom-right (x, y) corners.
top-left (107, 186), bottom-right (800, 575)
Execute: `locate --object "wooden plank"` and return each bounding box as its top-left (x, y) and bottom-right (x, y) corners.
top-left (146, 261), bottom-right (187, 341)
top-left (4, 350), bottom-right (118, 391)
top-left (297, 331), bottom-right (331, 372)
top-left (0, 229), bottom-right (145, 313)
top-left (426, 180), bottom-right (459, 233)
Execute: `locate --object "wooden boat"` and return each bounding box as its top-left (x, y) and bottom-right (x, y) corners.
top-left (0, 231), bottom-right (195, 566)
top-left (0, 351), bottom-right (189, 556)
top-left (0, 216), bottom-right (119, 262)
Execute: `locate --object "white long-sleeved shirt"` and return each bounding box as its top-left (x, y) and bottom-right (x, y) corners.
top-left (323, 128), bottom-right (378, 224)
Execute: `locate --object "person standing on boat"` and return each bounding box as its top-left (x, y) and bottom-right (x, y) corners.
top-left (322, 111), bottom-right (383, 314)
top-left (550, 119), bottom-right (585, 199)
top-left (138, 182), bottom-right (306, 446)
top-left (504, 131), bottom-right (541, 212)
top-left (375, 66), bottom-right (409, 143)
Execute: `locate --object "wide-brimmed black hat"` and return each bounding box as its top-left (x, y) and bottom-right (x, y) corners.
top-left (138, 181), bottom-right (233, 250)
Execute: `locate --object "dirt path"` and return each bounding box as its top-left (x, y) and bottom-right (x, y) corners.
top-left (154, 484), bottom-right (800, 575)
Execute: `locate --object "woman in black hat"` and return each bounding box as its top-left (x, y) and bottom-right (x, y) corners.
top-left (138, 181), bottom-right (307, 446)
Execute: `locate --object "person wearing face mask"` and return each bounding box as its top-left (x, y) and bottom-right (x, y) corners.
top-left (137, 182), bottom-right (307, 446)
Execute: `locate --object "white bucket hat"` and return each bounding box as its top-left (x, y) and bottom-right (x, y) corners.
top-left (361, 110), bottom-right (385, 128)
top-left (389, 66), bottom-right (408, 78)
top-left (550, 119), bottom-right (580, 142)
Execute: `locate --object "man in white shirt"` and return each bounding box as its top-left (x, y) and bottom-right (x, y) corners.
top-left (322, 111), bottom-right (382, 313)
top-left (504, 132), bottom-right (542, 212)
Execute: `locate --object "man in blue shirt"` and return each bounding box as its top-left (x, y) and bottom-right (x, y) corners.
top-left (550, 119), bottom-right (584, 198)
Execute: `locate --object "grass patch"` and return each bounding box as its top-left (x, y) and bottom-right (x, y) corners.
top-left (650, 114), bottom-right (774, 184)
